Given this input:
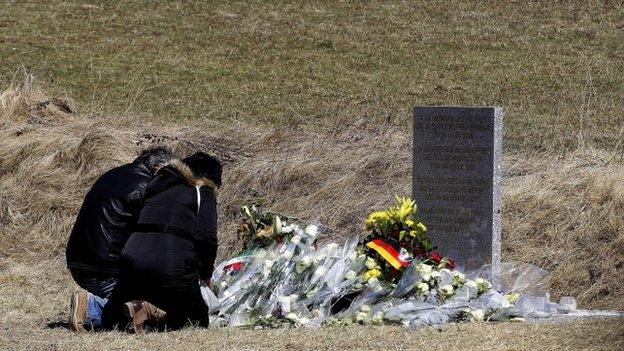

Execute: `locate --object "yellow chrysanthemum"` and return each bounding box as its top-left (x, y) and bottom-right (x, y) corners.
top-left (363, 268), bottom-right (382, 281)
top-left (365, 211), bottom-right (390, 225)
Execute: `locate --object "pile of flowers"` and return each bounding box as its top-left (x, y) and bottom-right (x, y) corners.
top-left (206, 197), bottom-right (580, 329)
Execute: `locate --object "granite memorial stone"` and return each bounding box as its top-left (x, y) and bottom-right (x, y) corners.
top-left (412, 106), bottom-right (502, 275)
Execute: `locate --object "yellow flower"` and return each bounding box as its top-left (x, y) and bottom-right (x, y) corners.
top-left (363, 268), bottom-right (382, 281)
top-left (417, 222), bottom-right (427, 232)
top-left (395, 196), bottom-right (415, 220)
top-left (365, 211), bottom-right (390, 226)
top-left (405, 219), bottom-right (415, 227)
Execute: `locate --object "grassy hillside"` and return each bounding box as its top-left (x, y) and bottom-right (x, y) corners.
top-left (1, 1), bottom-right (623, 151)
top-left (1, 1), bottom-right (623, 350)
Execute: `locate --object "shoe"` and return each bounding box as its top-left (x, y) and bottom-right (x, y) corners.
top-left (69, 289), bottom-right (88, 332)
top-left (123, 300), bottom-right (166, 333)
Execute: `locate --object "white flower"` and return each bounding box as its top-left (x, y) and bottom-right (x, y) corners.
top-left (430, 270), bottom-right (441, 279)
top-left (282, 223), bottom-right (296, 234)
top-left (301, 255), bottom-right (313, 267)
top-left (355, 311), bottom-right (368, 322)
top-left (305, 225), bottom-right (319, 238)
top-left (219, 281), bottom-right (228, 289)
top-left (365, 257), bottom-right (377, 269)
top-left (439, 284), bottom-right (454, 296)
top-left (469, 309), bottom-right (485, 322)
top-left (360, 305), bottom-right (371, 313)
top-left (371, 311), bottom-right (384, 325)
top-left (367, 277), bottom-right (382, 291)
top-left (416, 263), bottom-right (432, 274)
top-left (415, 282), bottom-right (429, 294)
top-left (286, 313), bottom-right (298, 321)
top-left (290, 235), bottom-right (301, 245)
top-left (345, 270), bottom-right (357, 280)
top-left (453, 271), bottom-right (465, 280)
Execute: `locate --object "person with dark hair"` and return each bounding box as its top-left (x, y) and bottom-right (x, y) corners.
top-left (102, 152), bottom-right (222, 332)
top-left (66, 146), bottom-right (176, 331)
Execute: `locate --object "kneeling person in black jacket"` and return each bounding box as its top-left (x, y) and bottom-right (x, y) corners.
top-left (103, 152), bottom-right (222, 332)
top-left (66, 146), bottom-right (175, 331)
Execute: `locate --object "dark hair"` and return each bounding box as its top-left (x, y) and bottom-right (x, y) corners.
top-left (183, 152), bottom-right (223, 187)
top-left (137, 146), bottom-right (176, 172)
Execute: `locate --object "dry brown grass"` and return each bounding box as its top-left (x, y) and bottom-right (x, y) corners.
top-left (1, 80), bottom-right (624, 349)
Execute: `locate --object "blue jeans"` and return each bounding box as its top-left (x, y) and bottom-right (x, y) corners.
top-left (70, 268), bottom-right (117, 329)
top-left (86, 293), bottom-right (108, 329)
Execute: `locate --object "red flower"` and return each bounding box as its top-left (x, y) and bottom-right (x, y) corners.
top-left (429, 251), bottom-right (442, 263)
top-left (446, 258), bottom-right (456, 270)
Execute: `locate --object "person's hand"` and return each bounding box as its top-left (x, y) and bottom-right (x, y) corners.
top-left (200, 279), bottom-right (212, 289)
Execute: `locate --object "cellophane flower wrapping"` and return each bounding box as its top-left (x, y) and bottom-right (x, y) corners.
top-left (204, 198), bottom-right (590, 329)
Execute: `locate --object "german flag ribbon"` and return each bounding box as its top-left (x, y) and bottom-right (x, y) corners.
top-left (366, 239), bottom-right (411, 270)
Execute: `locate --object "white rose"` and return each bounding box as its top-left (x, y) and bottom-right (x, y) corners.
top-left (453, 271), bottom-right (465, 280)
top-left (430, 270), bottom-right (441, 279)
top-left (290, 235), bottom-right (301, 244)
top-left (360, 305), bottom-right (371, 313)
top-left (355, 311), bottom-right (367, 322)
top-left (305, 225), bottom-right (319, 238)
top-left (417, 263), bottom-right (432, 273)
top-left (365, 257), bottom-right (377, 269)
top-left (439, 284), bottom-right (454, 295)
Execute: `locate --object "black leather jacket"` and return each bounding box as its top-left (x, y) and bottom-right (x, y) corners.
top-left (66, 159), bottom-right (153, 275)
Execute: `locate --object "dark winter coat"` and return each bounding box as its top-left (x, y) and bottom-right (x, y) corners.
top-left (104, 160), bottom-right (218, 329)
top-left (66, 159), bottom-right (153, 275)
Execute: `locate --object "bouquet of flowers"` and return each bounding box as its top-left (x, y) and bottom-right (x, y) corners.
top-left (359, 196), bottom-right (454, 285)
top-left (205, 197), bottom-right (590, 329)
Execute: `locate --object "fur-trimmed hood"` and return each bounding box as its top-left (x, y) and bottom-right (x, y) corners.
top-left (166, 159), bottom-right (219, 191)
